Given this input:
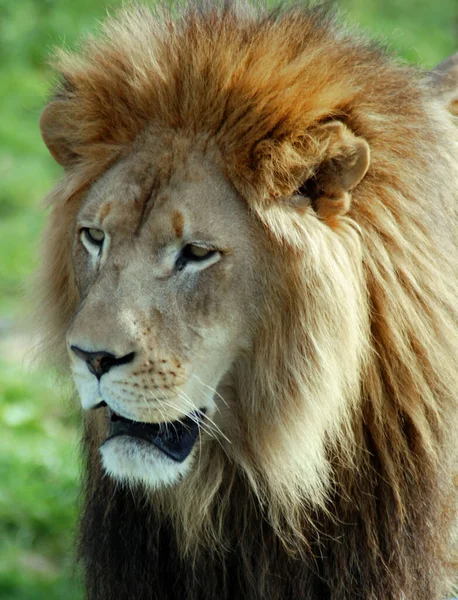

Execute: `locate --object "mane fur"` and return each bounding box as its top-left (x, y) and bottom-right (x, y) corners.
top-left (36, 3), bottom-right (458, 598)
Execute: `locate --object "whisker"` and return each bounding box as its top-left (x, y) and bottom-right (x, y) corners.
top-left (190, 374), bottom-right (230, 410)
top-left (160, 396), bottom-right (215, 441)
top-left (147, 389), bottom-right (177, 437)
top-left (174, 387), bottom-right (231, 446)
top-left (157, 398), bottom-right (204, 476)
top-left (159, 394), bottom-right (218, 443)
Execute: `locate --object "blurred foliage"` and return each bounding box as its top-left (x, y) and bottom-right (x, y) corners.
top-left (0, 0), bottom-right (125, 316)
top-left (0, 1), bottom-right (456, 598)
top-left (340, 0), bottom-right (457, 65)
top-left (0, 353), bottom-right (81, 600)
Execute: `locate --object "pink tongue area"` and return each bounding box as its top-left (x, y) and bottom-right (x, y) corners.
top-left (107, 411), bottom-right (202, 462)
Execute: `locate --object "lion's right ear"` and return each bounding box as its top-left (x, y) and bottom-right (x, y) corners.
top-left (430, 52), bottom-right (458, 116)
top-left (40, 101), bottom-right (79, 167)
top-left (296, 121), bottom-right (370, 221)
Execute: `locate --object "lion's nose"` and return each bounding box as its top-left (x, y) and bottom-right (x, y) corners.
top-left (70, 345), bottom-right (135, 379)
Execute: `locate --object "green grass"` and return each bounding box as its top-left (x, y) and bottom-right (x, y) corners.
top-left (0, 352), bottom-right (82, 599)
top-left (0, 1), bottom-right (456, 598)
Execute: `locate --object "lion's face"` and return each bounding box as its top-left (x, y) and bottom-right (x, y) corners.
top-left (67, 134), bottom-right (263, 487)
top-left (38, 6), bottom-right (377, 512)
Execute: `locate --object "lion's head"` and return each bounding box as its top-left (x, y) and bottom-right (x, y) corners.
top-left (38, 5), bottom-right (373, 508)
top-left (58, 140), bottom-right (265, 489)
top-left (36, 5), bottom-right (458, 598)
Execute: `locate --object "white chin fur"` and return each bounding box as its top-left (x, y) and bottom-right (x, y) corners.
top-left (100, 436), bottom-right (193, 488)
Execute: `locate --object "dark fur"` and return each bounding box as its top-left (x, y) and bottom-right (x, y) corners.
top-left (80, 404), bottom-right (453, 600)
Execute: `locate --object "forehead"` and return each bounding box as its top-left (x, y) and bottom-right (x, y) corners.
top-left (79, 138), bottom-right (248, 242)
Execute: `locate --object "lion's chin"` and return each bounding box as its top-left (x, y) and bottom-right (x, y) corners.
top-left (100, 436), bottom-right (194, 488)
top-left (98, 409), bottom-right (203, 488)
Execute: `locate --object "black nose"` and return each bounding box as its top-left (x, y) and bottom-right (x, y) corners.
top-left (70, 346), bottom-right (135, 379)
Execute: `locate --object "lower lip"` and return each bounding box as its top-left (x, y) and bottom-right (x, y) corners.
top-left (104, 409), bottom-right (205, 462)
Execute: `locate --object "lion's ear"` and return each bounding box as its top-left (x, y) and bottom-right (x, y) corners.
top-left (297, 121), bottom-right (370, 220)
top-left (40, 101), bottom-right (79, 168)
top-left (430, 52), bottom-right (458, 117)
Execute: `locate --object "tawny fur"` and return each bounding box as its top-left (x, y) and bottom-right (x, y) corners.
top-left (36, 3), bottom-right (458, 599)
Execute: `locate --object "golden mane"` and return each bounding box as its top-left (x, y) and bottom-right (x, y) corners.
top-left (36, 4), bottom-right (458, 599)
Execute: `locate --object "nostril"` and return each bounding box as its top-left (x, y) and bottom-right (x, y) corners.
top-left (99, 355), bottom-right (116, 374)
top-left (70, 345), bottom-right (135, 379)
top-left (115, 352), bottom-right (135, 367)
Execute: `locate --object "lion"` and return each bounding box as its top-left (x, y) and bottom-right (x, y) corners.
top-left (36, 4), bottom-right (458, 599)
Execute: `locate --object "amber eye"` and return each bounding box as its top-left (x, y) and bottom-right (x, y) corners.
top-left (185, 244), bottom-right (214, 259)
top-left (176, 244), bottom-right (218, 271)
top-left (82, 227), bottom-right (105, 246)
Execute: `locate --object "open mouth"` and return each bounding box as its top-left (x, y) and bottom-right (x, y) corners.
top-left (100, 404), bottom-right (204, 463)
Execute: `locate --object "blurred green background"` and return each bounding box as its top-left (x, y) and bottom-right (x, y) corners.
top-left (0, 1), bottom-right (456, 598)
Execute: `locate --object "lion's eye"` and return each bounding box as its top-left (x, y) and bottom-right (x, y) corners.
top-left (185, 244), bottom-right (214, 259)
top-left (176, 244), bottom-right (218, 271)
top-left (82, 228), bottom-right (105, 247)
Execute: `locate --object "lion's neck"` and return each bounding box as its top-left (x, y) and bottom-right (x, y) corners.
top-left (78, 411), bottom-right (453, 600)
